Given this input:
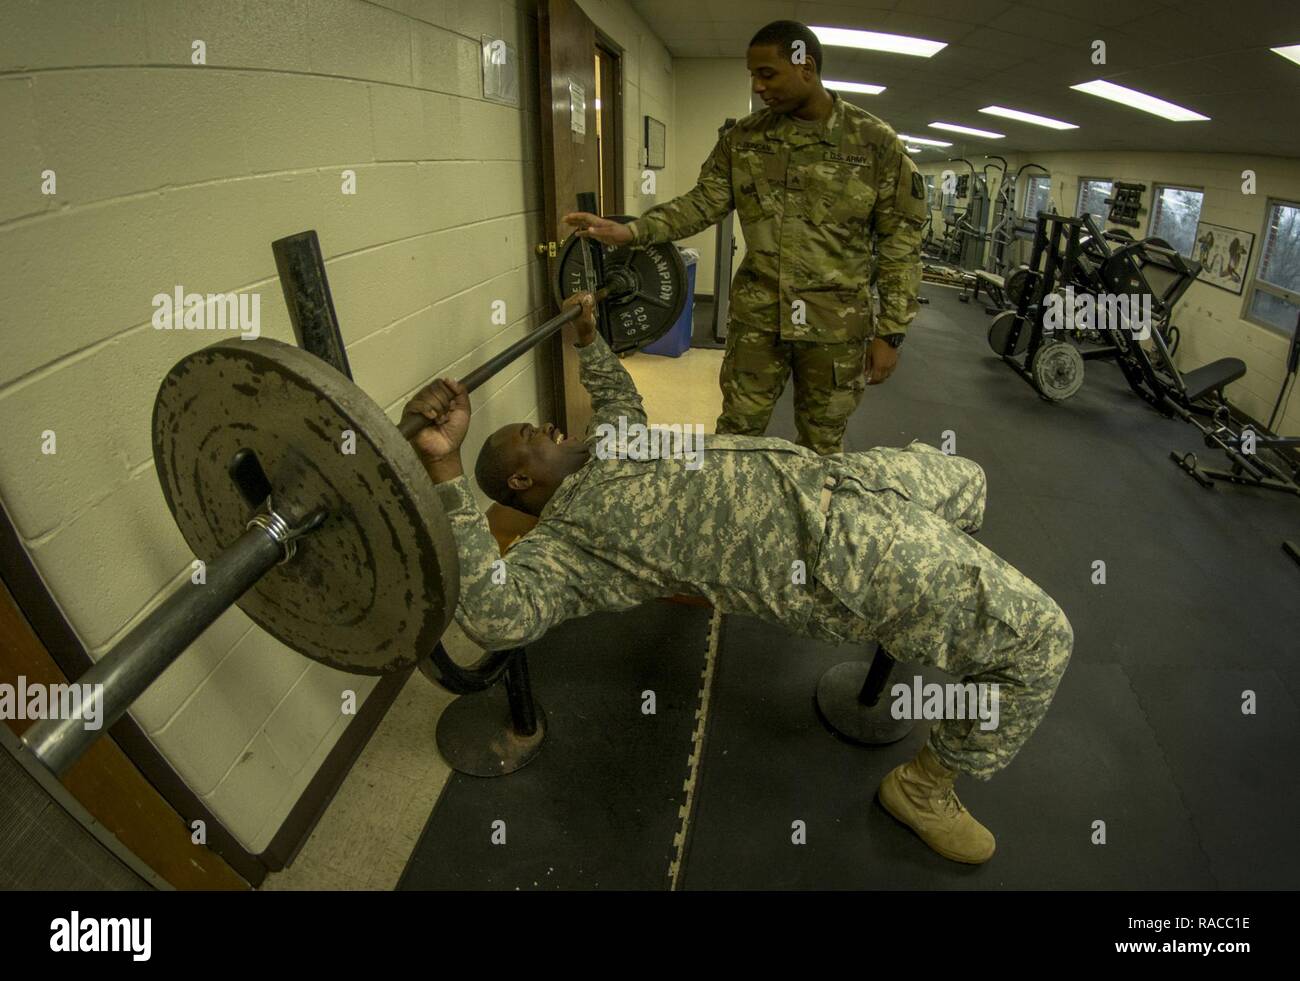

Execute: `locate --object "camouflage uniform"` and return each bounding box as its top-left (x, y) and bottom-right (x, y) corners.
top-left (434, 337), bottom-right (1073, 780)
top-left (627, 91), bottom-right (927, 455)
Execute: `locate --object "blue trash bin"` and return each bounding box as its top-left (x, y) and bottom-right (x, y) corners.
top-left (641, 249), bottom-right (697, 358)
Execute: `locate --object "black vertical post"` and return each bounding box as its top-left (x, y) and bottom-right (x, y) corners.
top-left (272, 230), bottom-right (353, 379)
top-left (503, 652), bottom-right (540, 737)
top-left (856, 648), bottom-right (897, 708)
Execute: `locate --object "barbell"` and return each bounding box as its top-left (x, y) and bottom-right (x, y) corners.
top-left (20, 222), bottom-right (688, 777)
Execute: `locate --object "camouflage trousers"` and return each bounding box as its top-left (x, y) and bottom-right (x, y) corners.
top-left (717, 320), bottom-right (868, 456)
top-left (809, 442), bottom-right (1074, 780)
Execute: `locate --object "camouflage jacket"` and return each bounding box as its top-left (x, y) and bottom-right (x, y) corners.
top-left (627, 91), bottom-right (926, 343)
top-left (434, 335), bottom-right (844, 651)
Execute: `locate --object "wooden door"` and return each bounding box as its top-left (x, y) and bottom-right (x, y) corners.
top-left (537, 0), bottom-right (605, 438)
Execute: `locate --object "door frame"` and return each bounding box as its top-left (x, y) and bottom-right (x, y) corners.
top-left (595, 34), bottom-right (624, 215)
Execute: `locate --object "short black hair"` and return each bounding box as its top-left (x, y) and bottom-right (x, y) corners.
top-left (748, 20), bottom-right (823, 76)
top-left (474, 434), bottom-right (521, 509)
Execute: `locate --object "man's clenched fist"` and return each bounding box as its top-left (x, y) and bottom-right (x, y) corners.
top-left (564, 291), bottom-right (598, 346)
top-left (402, 377), bottom-right (470, 461)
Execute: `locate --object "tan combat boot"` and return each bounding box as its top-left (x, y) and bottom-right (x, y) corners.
top-left (878, 744), bottom-right (996, 864)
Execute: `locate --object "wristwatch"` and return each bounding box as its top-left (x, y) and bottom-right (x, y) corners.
top-left (879, 333), bottom-right (906, 349)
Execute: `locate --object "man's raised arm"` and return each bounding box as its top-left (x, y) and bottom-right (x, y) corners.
top-left (563, 134), bottom-right (735, 249)
top-left (575, 330), bottom-right (647, 435)
top-left (556, 291), bottom-right (647, 435)
top-left (399, 371), bottom-right (594, 650)
top-left (628, 134), bottom-right (735, 245)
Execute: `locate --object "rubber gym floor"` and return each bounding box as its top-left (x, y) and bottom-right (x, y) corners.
top-left (399, 284), bottom-right (1300, 890)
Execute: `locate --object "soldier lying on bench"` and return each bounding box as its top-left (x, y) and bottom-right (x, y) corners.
top-left (403, 293), bottom-right (1073, 865)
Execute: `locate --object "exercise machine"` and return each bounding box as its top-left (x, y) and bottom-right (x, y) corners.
top-left (1168, 312), bottom-right (1300, 501)
top-left (960, 162), bottom-right (1051, 314)
top-left (950, 159), bottom-right (989, 271)
top-left (986, 212), bottom-right (1190, 400)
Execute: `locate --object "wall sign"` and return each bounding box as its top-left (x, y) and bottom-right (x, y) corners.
top-left (644, 115), bottom-right (666, 170)
top-left (1194, 221), bottom-right (1255, 294)
top-left (569, 80), bottom-right (586, 139)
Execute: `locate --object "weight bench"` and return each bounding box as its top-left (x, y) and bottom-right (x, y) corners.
top-left (1113, 245), bottom-right (1300, 498)
top-left (1180, 358), bottom-right (1246, 404)
top-left (1135, 330), bottom-right (1297, 496)
top-left (958, 269), bottom-right (1010, 314)
top-left (1159, 353), bottom-right (1299, 499)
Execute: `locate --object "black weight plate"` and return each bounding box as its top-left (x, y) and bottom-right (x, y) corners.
top-left (553, 215), bottom-right (688, 353)
top-left (1005, 266), bottom-right (1040, 306)
top-left (152, 338), bottom-right (459, 675)
top-left (988, 310), bottom-right (1032, 357)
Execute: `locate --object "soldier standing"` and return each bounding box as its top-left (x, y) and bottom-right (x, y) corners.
top-left (565, 19), bottom-right (927, 455)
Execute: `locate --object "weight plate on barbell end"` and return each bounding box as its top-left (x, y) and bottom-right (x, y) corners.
top-left (552, 215), bottom-right (688, 353)
top-left (1004, 266), bottom-right (1039, 307)
top-left (988, 310), bottom-right (1032, 357)
top-left (1030, 341), bottom-right (1086, 401)
top-left (152, 338), bottom-right (459, 675)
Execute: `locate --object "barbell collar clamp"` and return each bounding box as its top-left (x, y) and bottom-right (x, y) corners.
top-left (247, 504), bottom-right (328, 565)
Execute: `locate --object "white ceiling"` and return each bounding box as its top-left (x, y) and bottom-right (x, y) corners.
top-left (628, 0), bottom-right (1300, 159)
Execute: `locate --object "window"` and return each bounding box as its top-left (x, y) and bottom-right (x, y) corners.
top-left (1244, 198), bottom-right (1300, 337)
top-left (1150, 185), bottom-right (1205, 256)
top-left (1022, 174), bottom-right (1052, 221)
top-left (1077, 178), bottom-right (1114, 225)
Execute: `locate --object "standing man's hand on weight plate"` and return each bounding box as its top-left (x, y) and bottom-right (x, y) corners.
top-left (563, 212), bottom-right (634, 246)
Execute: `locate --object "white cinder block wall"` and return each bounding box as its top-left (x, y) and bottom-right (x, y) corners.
top-left (917, 152), bottom-right (1300, 434)
top-left (0, 0), bottom-right (576, 853)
